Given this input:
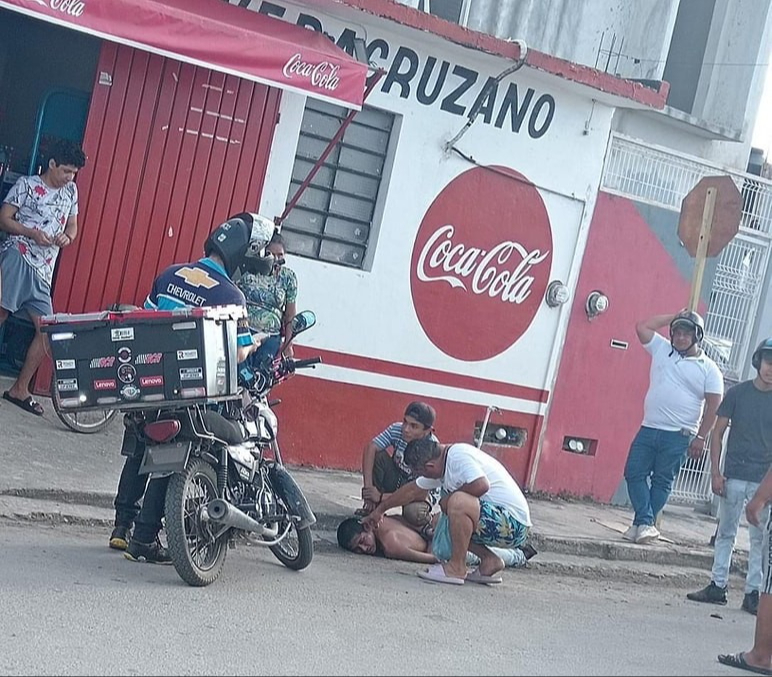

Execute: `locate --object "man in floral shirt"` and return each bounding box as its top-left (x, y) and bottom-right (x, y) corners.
top-left (237, 231), bottom-right (297, 367)
top-left (0, 139), bottom-right (86, 415)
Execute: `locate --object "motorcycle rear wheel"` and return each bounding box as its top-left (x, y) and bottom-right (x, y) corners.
top-left (165, 459), bottom-right (228, 587)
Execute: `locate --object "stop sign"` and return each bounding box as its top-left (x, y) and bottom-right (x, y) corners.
top-left (678, 175), bottom-right (742, 257)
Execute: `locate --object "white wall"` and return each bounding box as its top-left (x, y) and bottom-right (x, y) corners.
top-left (243, 0), bottom-right (617, 411)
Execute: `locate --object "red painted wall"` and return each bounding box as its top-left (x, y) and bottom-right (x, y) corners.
top-left (534, 192), bottom-right (699, 501)
top-left (36, 42), bottom-right (280, 394)
top-left (269, 353), bottom-right (542, 488)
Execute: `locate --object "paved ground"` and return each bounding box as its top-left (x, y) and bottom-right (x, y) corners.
top-left (0, 520), bottom-right (758, 676)
top-left (0, 375), bottom-right (752, 588)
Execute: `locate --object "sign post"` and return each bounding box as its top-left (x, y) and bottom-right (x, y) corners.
top-left (678, 175), bottom-right (742, 311)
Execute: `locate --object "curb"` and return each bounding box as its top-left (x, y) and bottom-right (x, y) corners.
top-left (0, 488), bottom-right (747, 577)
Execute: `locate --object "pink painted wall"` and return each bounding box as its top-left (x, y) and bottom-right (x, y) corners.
top-left (534, 192), bottom-right (702, 501)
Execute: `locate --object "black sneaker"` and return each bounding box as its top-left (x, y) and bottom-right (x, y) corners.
top-left (520, 544), bottom-right (538, 561)
top-left (686, 581), bottom-right (728, 605)
top-left (742, 590), bottom-right (760, 615)
top-left (124, 538), bottom-right (172, 565)
top-left (109, 525), bottom-right (132, 551)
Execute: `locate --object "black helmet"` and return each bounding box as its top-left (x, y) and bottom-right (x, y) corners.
top-left (669, 311), bottom-right (705, 343)
top-left (204, 212), bottom-right (274, 277)
top-left (751, 337), bottom-right (772, 370)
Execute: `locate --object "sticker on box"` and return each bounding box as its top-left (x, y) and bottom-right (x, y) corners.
top-left (90, 356), bottom-right (116, 369)
top-left (118, 364), bottom-right (137, 384)
top-left (56, 378), bottom-right (78, 392)
top-left (111, 327), bottom-right (135, 342)
top-left (140, 375), bottom-right (164, 387)
top-left (94, 379), bottom-right (117, 391)
top-left (56, 359), bottom-right (76, 370)
top-left (136, 352), bottom-right (163, 365)
top-left (180, 367), bottom-right (203, 381)
top-left (121, 385), bottom-right (140, 400)
top-left (177, 349), bottom-right (198, 361)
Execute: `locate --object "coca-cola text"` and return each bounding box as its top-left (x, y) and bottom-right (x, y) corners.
top-left (416, 224), bottom-right (550, 304)
top-left (282, 54), bottom-right (340, 91)
top-left (30, 0), bottom-right (85, 17)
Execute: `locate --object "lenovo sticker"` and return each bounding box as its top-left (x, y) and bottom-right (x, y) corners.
top-left (94, 379), bottom-right (117, 391)
top-left (140, 375), bottom-right (164, 387)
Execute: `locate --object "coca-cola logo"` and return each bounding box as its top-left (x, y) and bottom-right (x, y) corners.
top-left (29, 0), bottom-right (85, 17)
top-left (282, 54), bottom-right (340, 91)
top-left (410, 166), bottom-right (553, 361)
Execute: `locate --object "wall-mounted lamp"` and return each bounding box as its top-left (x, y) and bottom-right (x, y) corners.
top-left (585, 290), bottom-right (610, 320)
top-left (545, 280), bottom-right (570, 308)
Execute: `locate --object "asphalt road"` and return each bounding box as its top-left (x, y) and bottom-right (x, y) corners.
top-left (0, 520), bottom-right (756, 676)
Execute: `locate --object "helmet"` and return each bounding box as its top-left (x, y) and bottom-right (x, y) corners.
top-left (669, 311), bottom-right (705, 343)
top-left (204, 212), bottom-right (274, 277)
top-left (751, 337), bottom-right (772, 370)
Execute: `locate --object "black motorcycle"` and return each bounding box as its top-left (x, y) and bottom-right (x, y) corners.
top-left (130, 310), bottom-right (321, 586)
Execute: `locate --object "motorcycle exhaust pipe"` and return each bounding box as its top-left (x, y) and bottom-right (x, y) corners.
top-left (207, 498), bottom-right (267, 535)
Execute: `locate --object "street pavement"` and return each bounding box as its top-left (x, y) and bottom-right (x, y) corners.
top-left (0, 521), bottom-right (755, 676)
top-left (0, 375), bottom-right (751, 587)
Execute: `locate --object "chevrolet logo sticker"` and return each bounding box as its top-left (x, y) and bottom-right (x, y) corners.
top-left (175, 267), bottom-right (219, 289)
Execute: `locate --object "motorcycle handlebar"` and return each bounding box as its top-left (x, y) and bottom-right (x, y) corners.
top-left (289, 357), bottom-right (322, 370)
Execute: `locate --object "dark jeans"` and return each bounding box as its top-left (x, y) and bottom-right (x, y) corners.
top-left (133, 476), bottom-right (169, 544)
top-left (623, 426), bottom-right (690, 527)
top-left (373, 449), bottom-right (431, 528)
top-left (373, 448), bottom-right (409, 494)
top-left (250, 334), bottom-right (281, 372)
top-left (131, 410), bottom-right (246, 544)
top-left (114, 430), bottom-right (149, 529)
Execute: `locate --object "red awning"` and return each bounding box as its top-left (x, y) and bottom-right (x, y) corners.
top-left (0, 0), bottom-right (368, 108)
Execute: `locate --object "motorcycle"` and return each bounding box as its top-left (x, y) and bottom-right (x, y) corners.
top-left (128, 310), bottom-right (321, 587)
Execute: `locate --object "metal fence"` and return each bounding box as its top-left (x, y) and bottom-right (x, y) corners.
top-left (601, 133), bottom-right (772, 503)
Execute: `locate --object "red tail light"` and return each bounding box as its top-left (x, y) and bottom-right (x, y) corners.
top-left (144, 419), bottom-right (181, 443)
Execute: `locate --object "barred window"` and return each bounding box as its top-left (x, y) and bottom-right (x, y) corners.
top-left (417, 0), bottom-right (470, 25)
top-left (281, 100), bottom-right (395, 270)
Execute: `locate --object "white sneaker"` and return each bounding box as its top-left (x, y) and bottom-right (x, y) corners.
top-left (622, 525), bottom-right (639, 541)
top-left (635, 525), bottom-right (660, 544)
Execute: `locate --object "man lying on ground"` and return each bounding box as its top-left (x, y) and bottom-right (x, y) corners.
top-left (337, 515), bottom-right (537, 569)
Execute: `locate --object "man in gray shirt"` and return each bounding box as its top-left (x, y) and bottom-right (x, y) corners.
top-left (687, 337), bottom-right (772, 615)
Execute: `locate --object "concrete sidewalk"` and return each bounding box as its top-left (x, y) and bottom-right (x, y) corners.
top-left (0, 376), bottom-right (749, 587)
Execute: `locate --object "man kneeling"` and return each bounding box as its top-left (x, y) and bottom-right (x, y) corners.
top-left (362, 437), bottom-right (532, 585)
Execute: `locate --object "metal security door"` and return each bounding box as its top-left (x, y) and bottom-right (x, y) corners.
top-left (53, 42), bottom-right (281, 313)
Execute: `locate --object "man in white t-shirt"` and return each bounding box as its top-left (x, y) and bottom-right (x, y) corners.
top-left (363, 436), bottom-right (531, 586)
top-left (623, 310), bottom-right (724, 545)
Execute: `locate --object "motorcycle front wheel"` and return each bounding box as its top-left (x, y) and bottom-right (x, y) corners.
top-left (165, 459), bottom-right (228, 587)
top-left (267, 494), bottom-right (314, 571)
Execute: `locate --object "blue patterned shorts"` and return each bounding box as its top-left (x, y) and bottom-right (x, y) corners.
top-left (471, 500), bottom-right (528, 548)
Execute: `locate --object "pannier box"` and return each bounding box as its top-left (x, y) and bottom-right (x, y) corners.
top-left (41, 305), bottom-right (244, 412)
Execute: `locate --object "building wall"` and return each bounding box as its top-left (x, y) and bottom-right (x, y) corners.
top-left (232, 0), bottom-right (618, 480)
top-left (464, 0), bottom-right (678, 81)
top-left (396, 0), bottom-right (772, 171)
top-left (535, 192), bottom-right (713, 501)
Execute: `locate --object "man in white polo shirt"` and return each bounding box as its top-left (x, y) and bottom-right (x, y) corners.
top-left (363, 436), bottom-right (531, 586)
top-left (623, 310), bottom-right (724, 544)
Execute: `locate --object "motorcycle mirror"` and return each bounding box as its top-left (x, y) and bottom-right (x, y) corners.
top-left (290, 310), bottom-right (316, 338)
